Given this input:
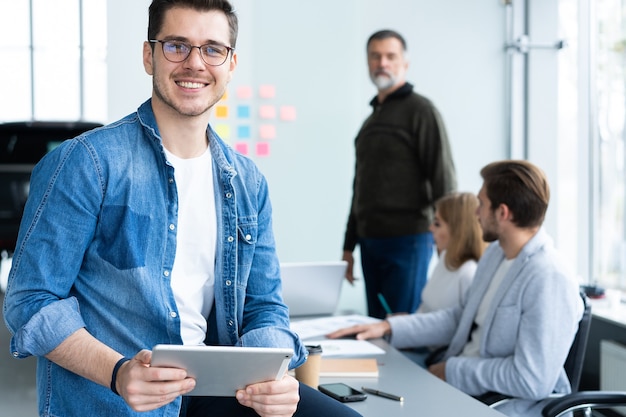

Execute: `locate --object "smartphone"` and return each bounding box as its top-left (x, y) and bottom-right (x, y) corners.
top-left (318, 383), bottom-right (367, 402)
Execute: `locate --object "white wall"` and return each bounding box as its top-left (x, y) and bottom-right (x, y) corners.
top-left (107, 0), bottom-right (508, 260)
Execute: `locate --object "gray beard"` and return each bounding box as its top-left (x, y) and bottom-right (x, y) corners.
top-left (371, 74), bottom-right (395, 90)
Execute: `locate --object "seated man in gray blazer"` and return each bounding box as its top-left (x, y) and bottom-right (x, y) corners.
top-left (328, 160), bottom-right (584, 417)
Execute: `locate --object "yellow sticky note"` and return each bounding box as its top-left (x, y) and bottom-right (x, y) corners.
top-left (214, 124), bottom-right (231, 139)
top-left (215, 105), bottom-right (228, 118)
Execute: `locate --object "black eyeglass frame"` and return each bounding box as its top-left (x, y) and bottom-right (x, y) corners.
top-left (148, 39), bottom-right (234, 66)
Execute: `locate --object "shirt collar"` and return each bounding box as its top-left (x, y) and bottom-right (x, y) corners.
top-left (369, 82), bottom-right (414, 108)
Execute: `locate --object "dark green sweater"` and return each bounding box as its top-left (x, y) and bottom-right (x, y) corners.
top-left (343, 83), bottom-right (457, 251)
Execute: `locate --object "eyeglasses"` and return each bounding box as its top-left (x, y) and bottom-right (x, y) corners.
top-left (149, 40), bottom-right (234, 66)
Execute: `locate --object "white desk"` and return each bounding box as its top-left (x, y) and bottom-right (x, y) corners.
top-left (317, 338), bottom-right (504, 416)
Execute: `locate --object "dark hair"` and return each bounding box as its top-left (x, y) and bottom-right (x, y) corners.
top-left (366, 29), bottom-right (407, 51)
top-left (435, 192), bottom-right (486, 269)
top-left (480, 160), bottom-right (550, 228)
top-left (148, 0), bottom-right (238, 48)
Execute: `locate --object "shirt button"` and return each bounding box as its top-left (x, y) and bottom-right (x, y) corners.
top-left (169, 178), bottom-right (174, 183)
top-left (170, 311), bottom-right (177, 318)
top-left (12, 351), bottom-right (19, 358)
top-left (164, 270), bottom-right (170, 277)
top-left (225, 280), bottom-right (232, 286)
top-left (225, 192), bottom-right (232, 198)
top-left (228, 320), bottom-right (234, 326)
top-left (169, 224), bottom-right (175, 230)
top-left (227, 236), bottom-right (234, 242)
top-left (245, 234), bottom-right (252, 241)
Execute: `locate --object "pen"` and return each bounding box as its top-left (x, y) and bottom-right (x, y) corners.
top-left (377, 293), bottom-right (393, 315)
top-left (361, 386), bottom-right (404, 402)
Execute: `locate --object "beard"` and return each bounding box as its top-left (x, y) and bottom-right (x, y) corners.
top-left (481, 229), bottom-right (498, 243)
top-left (151, 65), bottom-right (222, 117)
top-left (370, 71), bottom-right (396, 90)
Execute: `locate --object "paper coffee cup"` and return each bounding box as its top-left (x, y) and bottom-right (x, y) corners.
top-left (295, 345), bottom-right (323, 388)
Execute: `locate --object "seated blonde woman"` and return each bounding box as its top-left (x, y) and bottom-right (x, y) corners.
top-left (419, 192), bottom-right (487, 314)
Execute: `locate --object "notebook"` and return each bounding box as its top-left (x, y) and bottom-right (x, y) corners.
top-left (319, 358), bottom-right (379, 377)
top-left (280, 261), bottom-right (347, 317)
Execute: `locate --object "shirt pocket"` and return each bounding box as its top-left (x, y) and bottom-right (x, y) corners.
top-left (236, 221), bottom-right (257, 286)
top-left (97, 205), bottom-right (150, 270)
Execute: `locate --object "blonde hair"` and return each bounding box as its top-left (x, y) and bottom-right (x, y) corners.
top-left (435, 192), bottom-right (486, 270)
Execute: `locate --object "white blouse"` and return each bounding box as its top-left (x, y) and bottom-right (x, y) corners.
top-left (417, 250), bottom-right (477, 314)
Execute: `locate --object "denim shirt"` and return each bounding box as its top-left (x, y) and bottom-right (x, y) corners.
top-left (3, 100), bottom-right (306, 417)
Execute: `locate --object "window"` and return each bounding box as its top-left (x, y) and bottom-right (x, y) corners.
top-left (0, 0), bottom-right (107, 123)
top-left (594, 0), bottom-right (626, 289)
top-left (559, 0), bottom-right (626, 290)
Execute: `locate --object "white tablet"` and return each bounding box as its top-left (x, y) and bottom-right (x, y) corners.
top-left (151, 344), bottom-right (294, 397)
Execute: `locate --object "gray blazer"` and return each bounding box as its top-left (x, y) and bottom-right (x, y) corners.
top-left (388, 228), bottom-right (583, 416)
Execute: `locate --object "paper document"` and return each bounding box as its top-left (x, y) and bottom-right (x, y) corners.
top-left (304, 339), bottom-right (385, 357)
top-left (290, 314), bottom-right (381, 340)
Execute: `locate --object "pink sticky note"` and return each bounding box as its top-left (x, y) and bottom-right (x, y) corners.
top-left (280, 106), bottom-right (297, 121)
top-left (236, 86), bottom-right (253, 99)
top-left (259, 125), bottom-right (276, 140)
top-left (234, 142), bottom-right (249, 155)
top-left (259, 85), bottom-right (276, 99)
top-left (256, 142), bottom-right (270, 157)
top-left (259, 105), bottom-right (276, 119)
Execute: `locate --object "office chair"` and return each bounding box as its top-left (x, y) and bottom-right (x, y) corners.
top-left (476, 292), bottom-right (592, 412)
top-left (542, 391), bottom-right (626, 417)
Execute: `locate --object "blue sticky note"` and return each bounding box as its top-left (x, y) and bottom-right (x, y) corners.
top-left (237, 125), bottom-right (251, 139)
top-left (237, 105), bottom-right (250, 118)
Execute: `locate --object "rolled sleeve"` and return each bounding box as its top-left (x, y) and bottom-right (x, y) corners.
top-left (9, 297), bottom-right (85, 358)
top-left (238, 326), bottom-right (307, 369)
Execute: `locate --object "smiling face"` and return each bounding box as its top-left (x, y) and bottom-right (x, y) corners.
top-left (143, 7), bottom-right (237, 120)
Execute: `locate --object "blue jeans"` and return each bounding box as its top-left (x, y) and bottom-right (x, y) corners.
top-left (180, 383), bottom-right (362, 416)
top-left (359, 233), bottom-right (434, 319)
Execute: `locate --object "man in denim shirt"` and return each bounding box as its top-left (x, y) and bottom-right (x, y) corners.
top-left (3, 1), bottom-right (362, 417)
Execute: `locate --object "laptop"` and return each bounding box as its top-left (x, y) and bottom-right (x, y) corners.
top-left (280, 261), bottom-right (347, 317)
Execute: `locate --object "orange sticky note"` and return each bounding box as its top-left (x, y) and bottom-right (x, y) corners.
top-left (259, 105), bottom-right (276, 119)
top-left (256, 142), bottom-right (270, 157)
top-left (234, 142), bottom-right (249, 155)
top-left (259, 85), bottom-right (276, 99)
top-left (215, 105), bottom-right (228, 118)
top-left (259, 125), bottom-right (276, 140)
top-left (280, 106), bottom-right (297, 121)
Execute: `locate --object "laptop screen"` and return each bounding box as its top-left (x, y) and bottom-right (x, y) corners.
top-left (280, 261), bottom-right (347, 317)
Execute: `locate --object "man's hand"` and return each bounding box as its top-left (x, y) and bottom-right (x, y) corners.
top-left (235, 374), bottom-right (300, 417)
top-left (428, 361), bottom-right (446, 381)
top-left (342, 251), bottom-right (356, 284)
top-left (326, 320), bottom-right (391, 340)
top-left (117, 350), bottom-right (196, 412)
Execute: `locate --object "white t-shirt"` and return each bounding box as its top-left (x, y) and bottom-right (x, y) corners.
top-left (461, 257), bottom-right (514, 357)
top-left (417, 250), bottom-right (477, 314)
top-left (164, 146), bottom-right (217, 345)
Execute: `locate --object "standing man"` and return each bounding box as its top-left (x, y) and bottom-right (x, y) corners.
top-left (3, 1), bottom-right (362, 417)
top-left (331, 160), bottom-right (584, 417)
top-left (343, 29), bottom-right (457, 318)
